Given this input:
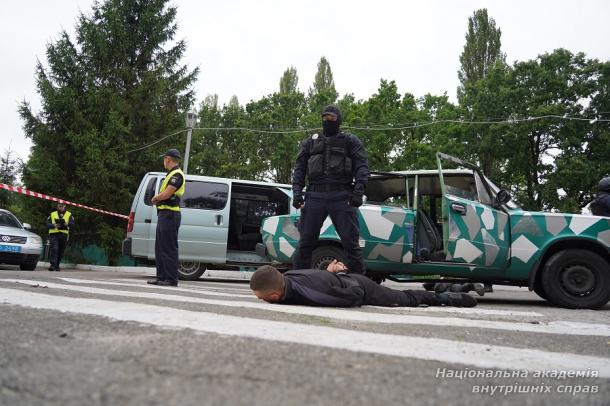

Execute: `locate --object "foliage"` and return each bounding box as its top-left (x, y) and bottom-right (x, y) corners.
top-left (0, 148), bottom-right (22, 208)
top-left (19, 4), bottom-right (610, 264)
top-left (19, 0), bottom-right (197, 263)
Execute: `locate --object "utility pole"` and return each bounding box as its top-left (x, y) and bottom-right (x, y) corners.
top-left (184, 109), bottom-right (197, 174)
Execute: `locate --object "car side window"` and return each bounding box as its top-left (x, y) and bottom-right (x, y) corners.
top-left (143, 178), bottom-right (157, 206)
top-left (445, 175), bottom-right (478, 201)
top-left (181, 181), bottom-right (229, 210)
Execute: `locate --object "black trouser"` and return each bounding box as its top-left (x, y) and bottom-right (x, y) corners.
top-left (155, 210), bottom-right (181, 283)
top-left (48, 233), bottom-right (68, 269)
top-left (294, 190), bottom-right (365, 274)
top-left (350, 274), bottom-right (444, 307)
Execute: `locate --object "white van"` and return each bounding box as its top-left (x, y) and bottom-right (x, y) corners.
top-left (122, 172), bottom-right (294, 279)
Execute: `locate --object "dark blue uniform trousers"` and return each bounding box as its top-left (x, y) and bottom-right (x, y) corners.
top-left (155, 210), bottom-right (181, 283)
top-left (294, 190), bottom-right (365, 274)
top-left (48, 233), bottom-right (67, 269)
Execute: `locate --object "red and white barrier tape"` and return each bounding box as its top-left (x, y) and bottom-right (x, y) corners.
top-left (0, 183), bottom-right (129, 220)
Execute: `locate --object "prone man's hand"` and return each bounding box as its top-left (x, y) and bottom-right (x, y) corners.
top-left (326, 260), bottom-right (348, 273)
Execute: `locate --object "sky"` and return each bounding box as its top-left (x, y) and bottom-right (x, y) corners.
top-left (1, 0), bottom-right (609, 164)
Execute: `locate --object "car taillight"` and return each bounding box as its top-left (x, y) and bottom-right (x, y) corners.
top-left (127, 212), bottom-right (135, 233)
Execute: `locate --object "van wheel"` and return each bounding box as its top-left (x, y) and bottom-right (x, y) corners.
top-left (311, 246), bottom-right (345, 270)
top-left (178, 261), bottom-right (206, 280)
top-left (541, 249), bottom-right (610, 309)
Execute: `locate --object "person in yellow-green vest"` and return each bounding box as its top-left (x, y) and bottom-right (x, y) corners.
top-left (46, 203), bottom-right (74, 271)
top-left (148, 148), bottom-right (186, 286)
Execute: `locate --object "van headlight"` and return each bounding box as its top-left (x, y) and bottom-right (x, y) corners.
top-left (29, 236), bottom-right (43, 245)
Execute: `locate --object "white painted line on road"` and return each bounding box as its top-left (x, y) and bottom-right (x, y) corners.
top-left (107, 278), bottom-right (253, 294)
top-left (3, 280), bottom-right (607, 337)
top-left (57, 278), bottom-right (254, 298)
top-left (95, 278), bottom-right (543, 317)
top-left (1, 288), bottom-right (609, 377)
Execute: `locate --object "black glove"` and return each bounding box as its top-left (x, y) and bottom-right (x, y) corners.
top-left (348, 191), bottom-right (363, 207)
top-left (292, 194), bottom-right (305, 209)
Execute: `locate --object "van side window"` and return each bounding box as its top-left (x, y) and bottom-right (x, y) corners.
top-left (144, 178), bottom-right (157, 206)
top-left (181, 181), bottom-right (229, 210)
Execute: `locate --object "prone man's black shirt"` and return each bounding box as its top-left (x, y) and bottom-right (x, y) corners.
top-left (280, 269), bottom-right (365, 307)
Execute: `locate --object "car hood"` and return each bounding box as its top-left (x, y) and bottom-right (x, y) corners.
top-left (0, 225), bottom-right (41, 239)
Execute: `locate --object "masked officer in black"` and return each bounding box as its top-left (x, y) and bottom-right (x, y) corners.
top-left (46, 203), bottom-right (74, 271)
top-left (590, 176), bottom-right (610, 217)
top-left (292, 105), bottom-right (370, 274)
top-left (148, 149), bottom-right (186, 286)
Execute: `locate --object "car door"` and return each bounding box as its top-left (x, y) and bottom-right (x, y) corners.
top-left (437, 153), bottom-right (510, 269)
top-left (178, 178), bottom-right (231, 263)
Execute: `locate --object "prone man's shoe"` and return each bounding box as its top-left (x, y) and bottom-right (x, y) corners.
top-left (439, 292), bottom-right (477, 307)
top-left (472, 283), bottom-right (486, 296)
top-left (434, 283), bottom-right (452, 293)
top-left (422, 282), bottom-right (435, 291)
top-left (147, 279), bottom-right (161, 285)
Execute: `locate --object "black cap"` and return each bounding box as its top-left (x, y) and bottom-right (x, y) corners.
top-left (160, 148), bottom-right (182, 160)
top-left (321, 105), bottom-right (342, 125)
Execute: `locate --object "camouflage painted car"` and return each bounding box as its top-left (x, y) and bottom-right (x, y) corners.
top-left (260, 152), bottom-right (610, 309)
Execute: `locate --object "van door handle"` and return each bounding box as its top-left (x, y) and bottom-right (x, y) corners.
top-left (144, 219), bottom-right (151, 224)
top-left (215, 215), bottom-right (223, 226)
top-left (451, 203), bottom-right (467, 215)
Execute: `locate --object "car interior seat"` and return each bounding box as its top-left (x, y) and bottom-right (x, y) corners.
top-left (416, 209), bottom-right (444, 261)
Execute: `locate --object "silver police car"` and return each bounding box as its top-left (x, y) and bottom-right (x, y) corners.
top-left (0, 209), bottom-right (43, 270)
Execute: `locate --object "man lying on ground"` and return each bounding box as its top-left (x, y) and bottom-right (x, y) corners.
top-left (250, 260), bottom-right (477, 308)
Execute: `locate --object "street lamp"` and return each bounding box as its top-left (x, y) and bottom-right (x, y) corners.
top-left (184, 109), bottom-right (197, 174)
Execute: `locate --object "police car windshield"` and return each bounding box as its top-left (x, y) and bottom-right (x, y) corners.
top-left (484, 176), bottom-right (520, 209)
top-left (0, 212), bottom-right (22, 228)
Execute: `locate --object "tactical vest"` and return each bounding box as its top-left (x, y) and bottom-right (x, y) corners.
top-left (306, 133), bottom-right (352, 184)
top-left (49, 211), bottom-right (72, 235)
top-left (157, 167), bottom-right (186, 211)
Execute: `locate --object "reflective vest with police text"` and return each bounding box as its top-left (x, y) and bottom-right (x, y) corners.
top-left (157, 168), bottom-right (186, 211)
top-left (49, 211), bottom-right (72, 235)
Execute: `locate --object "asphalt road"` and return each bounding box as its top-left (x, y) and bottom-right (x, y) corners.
top-left (0, 266), bottom-right (608, 406)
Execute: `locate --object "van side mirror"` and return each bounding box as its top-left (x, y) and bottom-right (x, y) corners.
top-left (496, 189), bottom-right (511, 206)
top-left (23, 223), bottom-right (32, 230)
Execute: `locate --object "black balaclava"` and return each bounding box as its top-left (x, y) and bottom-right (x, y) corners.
top-left (321, 105), bottom-right (342, 136)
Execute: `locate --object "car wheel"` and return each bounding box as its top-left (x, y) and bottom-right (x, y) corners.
top-left (178, 261), bottom-right (206, 280)
top-left (532, 278), bottom-right (548, 300)
top-left (20, 261), bottom-right (38, 271)
top-left (541, 249), bottom-right (610, 309)
top-left (311, 246), bottom-right (345, 270)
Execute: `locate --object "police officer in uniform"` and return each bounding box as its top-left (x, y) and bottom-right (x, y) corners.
top-left (590, 176), bottom-right (610, 217)
top-left (292, 105), bottom-right (370, 274)
top-left (46, 203), bottom-right (74, 271)
top-left (148, 149), bottom-right (186, 286)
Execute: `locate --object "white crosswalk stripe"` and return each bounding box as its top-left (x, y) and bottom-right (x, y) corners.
top-left (3, 279), bottom-right (609, 336)
top-left (1, 276), bottom-right (609, 380)
top-left (65, 277), bottom-right (544, 317)
top-left (1, 286), bottom-right (610, 378)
